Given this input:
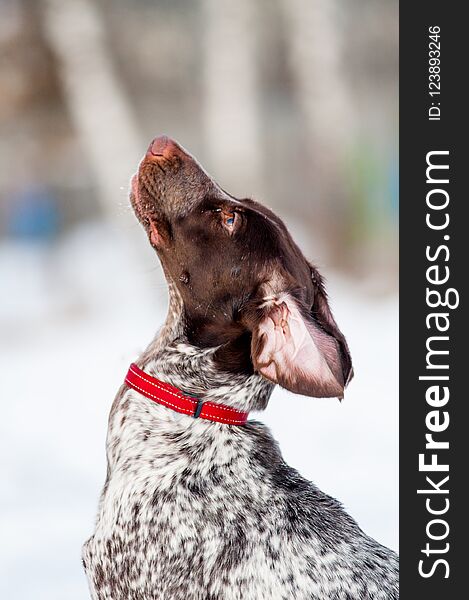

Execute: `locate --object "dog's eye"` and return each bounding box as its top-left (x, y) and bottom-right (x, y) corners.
top-left (221, 210), bottom-right (239, 233)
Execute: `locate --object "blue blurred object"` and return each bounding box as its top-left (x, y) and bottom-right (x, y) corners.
top-left (7, 185), bottom-right (61, 241)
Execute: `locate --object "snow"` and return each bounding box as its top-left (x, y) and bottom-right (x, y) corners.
top-left (0, 223), bottom-right (398, 599)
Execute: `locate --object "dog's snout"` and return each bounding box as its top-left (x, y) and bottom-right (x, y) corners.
top-left (136, 135), bottom-right (208, 223)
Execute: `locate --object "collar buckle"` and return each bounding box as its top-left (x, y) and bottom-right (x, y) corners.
top-left (193, 399), bottom-right (204, 419)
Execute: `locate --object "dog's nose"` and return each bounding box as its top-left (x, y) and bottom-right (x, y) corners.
top-left (146, 135), bottom-right (181, 161)
top-left (149, 136), bottom-right (169, 156)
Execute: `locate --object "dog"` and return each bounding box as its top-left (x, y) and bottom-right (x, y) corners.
top-left (83, 136), bottom-right (399, 599)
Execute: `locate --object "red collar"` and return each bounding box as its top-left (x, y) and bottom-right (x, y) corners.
top-left (125, 363), bottom-right (249, 426)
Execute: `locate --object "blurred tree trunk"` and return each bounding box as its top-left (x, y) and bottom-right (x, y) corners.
top-left (39, 0), bottom-right (142, 224)
top-left (281, 0), bottom-right (354, 261)
top-left (202, 0), bottom-right (262, 197)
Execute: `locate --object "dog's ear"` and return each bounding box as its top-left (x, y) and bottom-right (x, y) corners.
top-left (250, 270), bottom-right (353, 399)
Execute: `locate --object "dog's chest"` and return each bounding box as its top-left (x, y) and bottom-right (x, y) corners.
top-left (83, 392), bottom-right (286, 599)
top-left (83, 391), bottom-right (398, 600)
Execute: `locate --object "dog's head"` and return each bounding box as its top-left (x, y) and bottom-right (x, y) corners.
top-left (131, 136), bottom-right (353, 399)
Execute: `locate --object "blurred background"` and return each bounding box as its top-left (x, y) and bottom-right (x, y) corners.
top-left (0, 0), bottom-right (398, 597)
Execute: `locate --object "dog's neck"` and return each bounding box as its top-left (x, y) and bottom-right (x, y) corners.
top-left (138, 280), bottom-right (273, 412)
